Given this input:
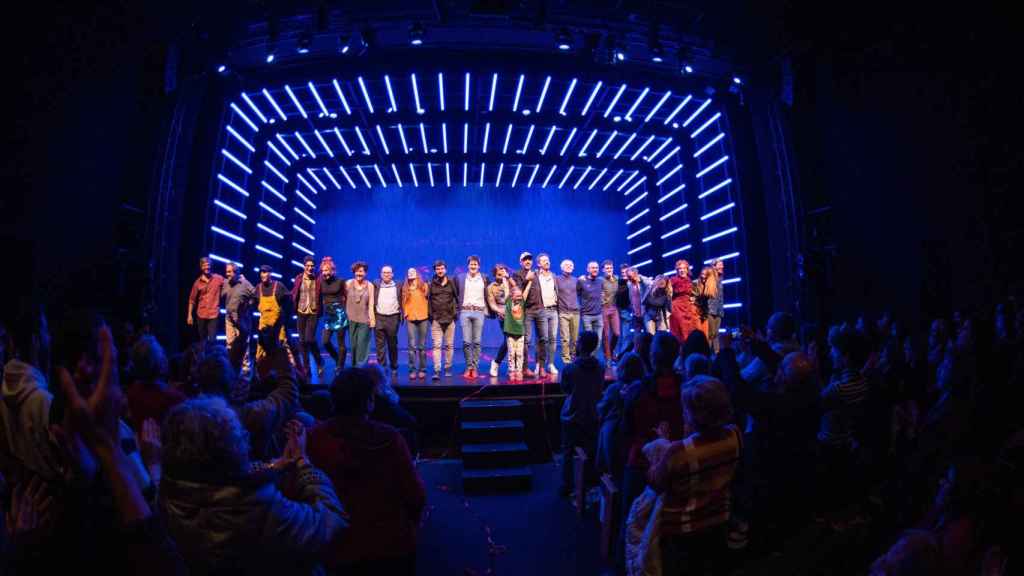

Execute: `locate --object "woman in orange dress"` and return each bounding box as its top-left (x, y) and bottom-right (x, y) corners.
top-left (668, 259), bottom-right (700, 343)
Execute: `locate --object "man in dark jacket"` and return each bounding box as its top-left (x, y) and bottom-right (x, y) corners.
top-left (428, 260), bottom-right (459, 380)
top-left (559, 331), bottom-right (605, 496)
top-left (291, 256), bottom-right (323, 380)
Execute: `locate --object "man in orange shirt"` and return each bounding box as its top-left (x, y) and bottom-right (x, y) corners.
top-left (187, 256), bottom-right (224, 343)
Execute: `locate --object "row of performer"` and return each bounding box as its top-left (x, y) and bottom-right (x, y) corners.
top-left (187, 251), bottom-right (727, 380)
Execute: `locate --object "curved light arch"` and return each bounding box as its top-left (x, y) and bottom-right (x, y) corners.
top-left (206, 70), bottom-right (747, 322)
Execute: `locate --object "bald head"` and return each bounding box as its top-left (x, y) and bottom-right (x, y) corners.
top-left (778, 351), bottom-right (814, 392)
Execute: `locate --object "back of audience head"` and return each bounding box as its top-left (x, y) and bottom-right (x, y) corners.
top-left (130, 334), bottom-right (168, 384)
top-left (650, 332), bottom-right (679, 376)
top-left (828, 323), bottom-right (869, 372)
top-left (195, 344), bottom-right (237, 400)
top-left (162, 395), bottom-right (249, 484)
top-left (776, 351), bottom-right (815, 394)
top-left (8, 304), bottom-right (50, 371)
top-left (684, 353), bottom-right (710, 380)
top-left (577, 331), bottom-right (599, 358)
top-left (330, 367), bottom-right (376, 417)
top-left (766, 312), bottom-right (796, 344)
top-left (615, 352), bottom-right (645, 385)
top-left (681, 375), bottom-right (733, 436)
top-left (681, 329), bottom-right (711, 360)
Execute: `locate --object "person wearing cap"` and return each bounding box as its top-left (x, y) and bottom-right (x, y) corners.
top-left (187, 256), bottom-right (225, 343)
top-left (402, 267), bottom-right (430, 379)
top-left (255, 264), bottom-right (291, 365)
top-left (428, 259), bottom-right (459, 380)
top-left (456, 255), bottom-right (491, 379)
top-left (512, 252), bottom-right (541, 378)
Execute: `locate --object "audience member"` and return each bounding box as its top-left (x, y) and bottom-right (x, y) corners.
top-left (596, 352), bottom-right (644, 483)
top-left (124, 335), bottom-right (185, 430)
top-left (558, 331), bottom-right (604, 496)
top-left (307, 367), bottom-right (425, 575)
top-left (648, 375), bottom-right (741, 575)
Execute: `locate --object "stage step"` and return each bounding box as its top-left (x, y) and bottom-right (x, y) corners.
top-left (459, 399), bottom-right (523, 421)
top-left (462, 465), bottom-right (533, 493)
top-left (460, 419), bottom-right (525, 444)
top-left (461, 441), bottom-right (530, 469)
top-left (458, 398), bottom-right (533, 490)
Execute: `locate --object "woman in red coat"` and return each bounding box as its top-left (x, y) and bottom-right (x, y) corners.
top-left (668, 260), bottom-right (700, 344)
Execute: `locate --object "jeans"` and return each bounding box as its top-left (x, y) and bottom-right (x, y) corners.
top-left (707, 314), bottom-right (722, 353)
top-left (225, 317), bottom-right (251, 376)
top-left (558, 311), bottom-right (580, 364)
top-left (196, 317), bottom-right (218, 343)
top-left (374, 314), bottom-right (400, 370)
top-left (507, 334), bottom-right (525, 373)
top-left (431, 320), bottom-right (455, 373)
top-left (581, 314), bottom-right (603, 356)
top-left (524, 309), bottom-right (540, 368)
top-left (601, 306), bottom-right (620, 360)
top-left (538, 308), bottom-right (559, 367)
top-left (406, 319), bottom-right (429, 373)
top-left (460, 310), bottom-right (486, 370)
top-left (322, 326), bottom-right (347, 370)
top-left (350, 322), bottom-right (371, 365)
top-left (644, 310), bottom-right (667, 334)
top-left (296, 313), bottom-right (322, 372)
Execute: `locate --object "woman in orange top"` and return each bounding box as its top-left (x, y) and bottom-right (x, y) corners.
top-left (402, 267), bottom-right (430, 379)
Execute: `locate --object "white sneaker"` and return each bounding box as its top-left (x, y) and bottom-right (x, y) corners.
top-left (489, 361), bottom-right (500, 377)
top-left (547, 364), bottom-right (559, 376)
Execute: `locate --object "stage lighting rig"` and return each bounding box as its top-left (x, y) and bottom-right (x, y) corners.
top-left (409, 22), bottom-right (425, 45)
top-left (297, 30), bottom-right (312, 54)
top-left (556, 27), bottom-right (572, 51)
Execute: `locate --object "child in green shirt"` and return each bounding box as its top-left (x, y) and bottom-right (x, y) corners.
top-left (504, 283), bottom-right (526, 380)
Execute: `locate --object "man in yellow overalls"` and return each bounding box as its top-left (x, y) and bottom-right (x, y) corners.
top-left (255, 264), bottom-right (291, 368)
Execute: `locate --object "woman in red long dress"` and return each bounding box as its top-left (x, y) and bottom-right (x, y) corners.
top-left (668, 259), bottom-right (699, 343)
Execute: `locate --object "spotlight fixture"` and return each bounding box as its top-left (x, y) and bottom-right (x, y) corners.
top-left (338, 34), bottom-right (351, 54)
top-left (297, 30), bottom-right (312, 54)
top-left (265, 51), bottom-right (276, 64)
top-left (217, 64), bottom-right (228, 74)
top-left (733, 76), bottom-right (743, 85)
top-left (409, 22), bottom-right (424, 46)
top-left (606, 35), bottom-right (625, 63)
top-left (650, 42), bottom-right (664, 63)
top-left (556, 27), bottom-right (572, 51)
top-left (266, 17), bottom-right (279, 64)
top-left (681, 63), bottom-right (694, 74)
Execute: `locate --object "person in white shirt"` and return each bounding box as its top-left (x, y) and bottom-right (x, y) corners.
top-left (535, 253), bottom-right (560, 377)
top-left (373, 265), bottom-right (402, 375)
top-left (457, 256), bottom-right (491, 379)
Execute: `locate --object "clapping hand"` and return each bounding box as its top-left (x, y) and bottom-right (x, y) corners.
top-left (137, 418), bottom-right (162, 471)
top-left (56, 325), bottom-right (122, 452)
top-left (5, 476), bottom-right (56, 541)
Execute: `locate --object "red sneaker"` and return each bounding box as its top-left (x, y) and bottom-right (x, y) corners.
top-left (523, 368), bottom-right (536, 378)
top-left (462, 370), bottom-right (473, 379)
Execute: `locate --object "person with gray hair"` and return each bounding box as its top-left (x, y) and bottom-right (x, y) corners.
top-left (648, 375), bottom-right (741, 575)
top-left (555, 258), bottom-right (581, 365)
top-left (125, 334), bottom-right (185, 430)
top-left (159, 395), bottom-right (346, 575)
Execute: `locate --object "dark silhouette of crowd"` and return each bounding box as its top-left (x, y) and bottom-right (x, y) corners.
top-left (0, 306), bottom-right (424, 575)
top-left (2, 297), bottom-right (1022, 575)
top-left (577, 302), bottom-right (1022, 575)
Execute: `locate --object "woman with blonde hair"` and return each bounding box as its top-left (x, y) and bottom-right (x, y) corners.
top-left (402, 267), bottom-right (430, 379)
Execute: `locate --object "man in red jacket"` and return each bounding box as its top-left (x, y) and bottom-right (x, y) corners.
top-left (292, 255), bottom-right (324, 380)
top-left (307, 367), bottom-right (425, 574)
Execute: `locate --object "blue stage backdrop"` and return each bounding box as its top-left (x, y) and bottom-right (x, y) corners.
top-left (315, 184), bottom-right (627, 350)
